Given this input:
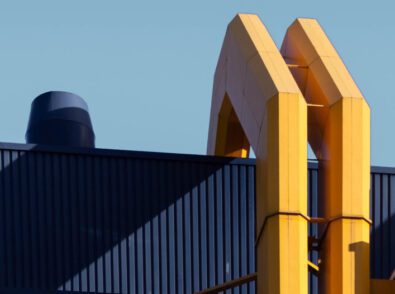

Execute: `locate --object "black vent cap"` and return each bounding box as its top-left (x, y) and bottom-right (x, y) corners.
top-left (26, 91), bottom-right (95, 148)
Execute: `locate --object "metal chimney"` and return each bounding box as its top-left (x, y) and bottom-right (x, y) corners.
top-left (26, 91), bottom-right (95, 148)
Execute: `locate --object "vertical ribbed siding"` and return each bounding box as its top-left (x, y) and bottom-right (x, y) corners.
top-left (0, 147), bottom-right (256, 294)
top-left (308, 164), bottom-right (319, 294)
top-left (0, 144), bottom-right (394, 294)
top-left (370, 168), bottom-right (395, 280)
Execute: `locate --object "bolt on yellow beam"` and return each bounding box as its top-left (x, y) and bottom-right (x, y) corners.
top-left (207, 14), bottom-right (308, 294)
top-left (281, 18), bottom-right (371, 294)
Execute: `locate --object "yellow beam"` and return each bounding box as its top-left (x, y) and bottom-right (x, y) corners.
top-left (308, 260), bottom-right (319, 273)
top-left (207, 14), bottom-right (308, 294)
top-left (281, 18), bottom-right (371, 294)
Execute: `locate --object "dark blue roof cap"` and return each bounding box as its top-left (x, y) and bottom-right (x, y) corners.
top-left (26, 91), bottom-right (95, 148)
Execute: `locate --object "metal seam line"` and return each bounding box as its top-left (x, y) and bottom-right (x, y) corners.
top-left (255, 211), bottom-right (311, 247)
top-left (316, 215), bottom-right (372, 250)
top-left (256, 212), bottom-right (372, 248)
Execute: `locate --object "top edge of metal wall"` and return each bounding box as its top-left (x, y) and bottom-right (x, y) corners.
top-left (1, 141), bottom-right (394, 174)
top-left (0, 142), bottom-right (254, 165)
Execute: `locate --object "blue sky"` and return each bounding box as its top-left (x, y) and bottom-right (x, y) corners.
top-left (0, 1), bottom-right (393, 166)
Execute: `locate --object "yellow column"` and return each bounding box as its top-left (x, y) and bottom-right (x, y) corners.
top-left (207, 14), bottom-right (308, 294)
top-left (281, 19), bottom-right (371, 294)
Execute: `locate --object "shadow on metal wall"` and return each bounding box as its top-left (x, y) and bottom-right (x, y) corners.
top-left (1, 145), bottom-right (394, 294)
top-left (370, 203), bottom-right (395, 280)
top-left (0, 144), bottom-right (256, 294)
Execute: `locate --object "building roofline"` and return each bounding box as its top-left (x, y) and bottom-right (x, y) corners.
top-left (1, 142), bottom-right (393, 174)
top-left (0, 141), bottom-right (256, 166)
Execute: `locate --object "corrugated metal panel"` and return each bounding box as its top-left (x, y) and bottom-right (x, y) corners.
top-left (308, 163), bottom-right (319, 294)
top-left (370, 166), bottom-right (395, 280)
top-left (0, 143), bottom-right (256, 294)
top-left (0, 143), bottom-right (394, 293)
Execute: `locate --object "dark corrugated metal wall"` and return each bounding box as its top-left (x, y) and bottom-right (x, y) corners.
top-left (308, 165), bottom-right (319, 294)
top-left (0, 144), bottom-right (256, 294)
top-left (0, 143), bottom-right (394, 293)
top-left (370, 168), bottom-right (395, 280)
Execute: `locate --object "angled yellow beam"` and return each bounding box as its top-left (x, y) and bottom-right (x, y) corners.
top-left (281, 19), bottom-right (371, 294)
top-left (207, 14), bottom-right (308, 294)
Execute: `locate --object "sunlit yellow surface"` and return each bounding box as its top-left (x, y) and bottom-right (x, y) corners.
top-left (281, 18), bottom-right (371, 294)
top-left (208, 14), bottom-right (371, 294)
top-left (207, 14), bottom-right (308, 294)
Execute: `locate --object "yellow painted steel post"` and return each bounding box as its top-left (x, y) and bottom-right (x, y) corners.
top-left (281, 19), bottom-right (371, 294)
top-left (207, 14), bottom-right (308, 294)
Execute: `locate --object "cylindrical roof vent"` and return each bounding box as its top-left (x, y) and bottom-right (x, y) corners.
top-left (26, 91), bottom-right (95, 148)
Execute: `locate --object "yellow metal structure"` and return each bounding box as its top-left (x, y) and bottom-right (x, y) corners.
top-left (207, 14), bottom-right (378, 294)
top-left (281, 19), bottom-right (371, 294)
top-left (207, 14), bottom-right (308, 294)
